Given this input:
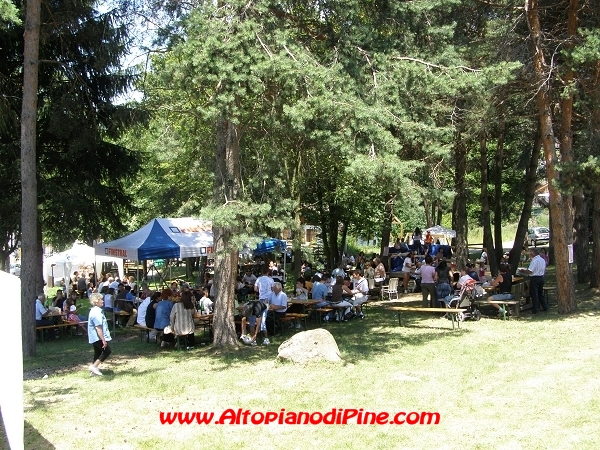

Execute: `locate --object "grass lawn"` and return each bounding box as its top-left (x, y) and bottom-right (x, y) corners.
top-left (20, 285), bottom-right (600, 450)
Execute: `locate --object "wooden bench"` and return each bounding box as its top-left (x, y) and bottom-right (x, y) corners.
top-left (133, 324), bottom-right (161, 343)
top-left (475, 299), bottom-right (520, 320)
top-left (36, 320), bottom-right (88, 342)
top-left (280, 313), bottom-right (309, 332)
top-left (314, 307), bottom-right (333, 324)
top-left (387, 306), bottom-right (467, 329)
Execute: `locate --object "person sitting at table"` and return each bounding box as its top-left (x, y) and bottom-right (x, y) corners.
top-left (64, 298), bottom-right (87, 335)
top-left (52, 290), bottom-right (65, 310)
top-left (487, 263), bottom-right (514, 316)
top-left (466, 262), bottom-right (480, 282)
top-left (116, 284), bottom-right (137, 327)
top-left (236, 275), bottom-right (252, 302)
top-left (155, 289), bottom-right (175, 348)
top-left (242, 269), bottom-right (257, 287)
top-left (294, 278), bottom-right (308, 300)
top-left (198, 288), bottom-right (213, 314)
top-left (136, 291), bottom-right (158, 327)
top-left (144, 292), bottom-right (161, 340)
top-left (349, 270), bottom-right (369, 319)
top-left (363, 261), bottom-right (375, 280)
top-left (402, 251), bottom-right (414, 294)
top-left (269, 282), bottom-right (288, 327)
top-left (323, 276), bottom-right (354, 322)
top-left (101, 286), bottom-right (116, 312)
top-left (311, 274), bottom-right (330, 309)
top-left (373, 258), bottom-right (386, 283)
top-left (456, 267), bottom-right (475, 290)
top-left (35, 294), bottom-right (58, 339)
top-left (170, 290), bottom-right (196, 350)
top-left (478, 261), bottom-right (487, 283)
top-left (272, 269), bottom-right (283, 284)
top-left (86, 282), bottom-right (94, 299)
top-left (170, 281), bottom-right (181, 298)
top-left (332, 262), bottom-right (345, 279)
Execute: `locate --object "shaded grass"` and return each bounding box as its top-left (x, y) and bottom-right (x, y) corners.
top-left (22, 284), bottom-right (600, 450)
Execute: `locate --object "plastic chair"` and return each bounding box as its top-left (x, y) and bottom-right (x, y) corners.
top-left (382, 278), bottom-right (399, 300)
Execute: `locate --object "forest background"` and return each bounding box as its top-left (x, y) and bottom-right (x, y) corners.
top-left (1, 0), bottom-right (599, 353)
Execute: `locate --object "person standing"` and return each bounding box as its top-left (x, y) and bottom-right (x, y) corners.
top-left (521, 248), bottom-right (548, 314)
top-left (420, 255), bottom-right (437, 307)
top-left (87, 293), bottom-right (112, 376)
top-left (241, 266), bottom-right (274, 346)
top-left (402, 251), bottom-right (414, 294)
top-left (435, 260), bottom-right (452, 300)
top-left (412, 227), bottom-right (423, 255)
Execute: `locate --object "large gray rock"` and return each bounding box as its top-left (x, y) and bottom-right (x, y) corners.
top-left (277, 328), bottom-right (342, 364)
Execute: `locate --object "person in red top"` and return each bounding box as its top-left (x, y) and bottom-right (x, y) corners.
top-left (424, 230), bottom-right (433, 254)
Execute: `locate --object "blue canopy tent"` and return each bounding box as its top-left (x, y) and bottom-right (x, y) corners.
top-left (252, 238), bottom-right (287, 283)
top-left (253, 238), bottom-right (287, 256)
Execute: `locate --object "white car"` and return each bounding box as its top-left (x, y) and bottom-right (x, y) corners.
top-left (527, 227), bottom-right (550, 246)
top-left (10, 263), bottom-right (21, 277)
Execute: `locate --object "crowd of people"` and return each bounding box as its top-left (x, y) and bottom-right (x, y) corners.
top-left (34, 236), bottom-right (549, 376)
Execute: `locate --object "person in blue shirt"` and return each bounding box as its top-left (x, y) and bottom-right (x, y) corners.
top-left (311, 274), bottom-right (330, 308)
top-left (154, 288), bottom-right (175, 347)
top-left (88, 293), bottom-right (112, 376)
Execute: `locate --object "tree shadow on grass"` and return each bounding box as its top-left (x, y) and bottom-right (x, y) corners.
top-left (28, 286), bottom-right (599, 376)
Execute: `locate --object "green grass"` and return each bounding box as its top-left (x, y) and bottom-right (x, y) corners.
top-left (21, 283), bottom-right (600, 450)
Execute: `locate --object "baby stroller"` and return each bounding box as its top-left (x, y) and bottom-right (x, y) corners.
top-left (446, 279), bottom-right (483, 322)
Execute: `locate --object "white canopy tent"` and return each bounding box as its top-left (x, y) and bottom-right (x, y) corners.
top-left (425, 225), bottom-right (457, 238)
top-left (44, 243), bottom-right (124, 285)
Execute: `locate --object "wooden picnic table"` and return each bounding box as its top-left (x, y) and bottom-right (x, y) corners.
top-left (386, 306), bottom-right (466, 330)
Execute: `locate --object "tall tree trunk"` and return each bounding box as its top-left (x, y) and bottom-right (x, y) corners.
top-left (573, 192), bottom-right (590, 282)
top-left (379, 192), bottom-right (393, 269)
top-left (436, 201), bottom-right (443, 226)
top-left (339, 220), bottom-right (348, 261)
top-left (292, 209), bottom-right (302, 281)
top-left (557, 0), bottom-right (579, 243)
top-left (21, 0), bottom-right (41, 357)
top-left (327, 203), bottom-right (338, 267)
top-left (479, 125), bottom-right (497, 276)
top-left (591, 186), bottom-right (600, 288)
top-left (453, 132), bottom-right (469, 268)
top-left (526, 0), bottom-right (576, 313)
top-left (212, 117), bottom-right (241, 347)
top-left (510, 127), bottom-right (542, 273)
top-left (493, 115), bottom-right (505, 265)
top-left (423, 196), bottom-right (432, 228)
top-left (589, 62), bottom-right (600, 289)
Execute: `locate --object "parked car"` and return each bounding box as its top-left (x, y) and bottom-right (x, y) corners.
top-left (10, 263), bottom-right (21, 277)
top-left (527, 227), bottom-right (550, 246)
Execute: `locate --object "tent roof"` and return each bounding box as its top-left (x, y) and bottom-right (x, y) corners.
top-left (425, 225), bottom-right (456, 238)
top-left (95, 218), bottom-right (213, 261)
top-left (253, 238), bottom-right (287, 256)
